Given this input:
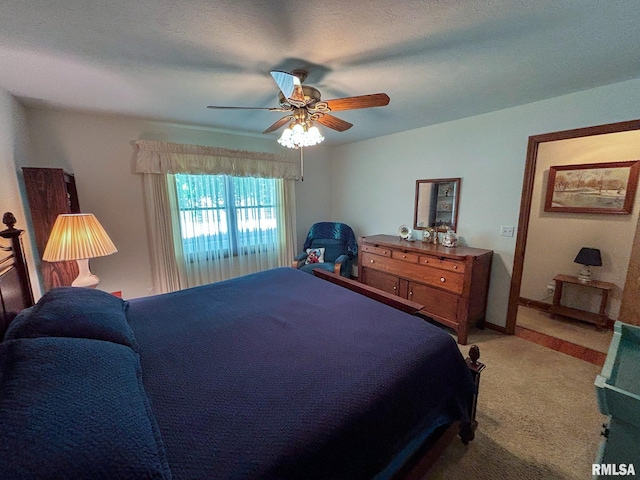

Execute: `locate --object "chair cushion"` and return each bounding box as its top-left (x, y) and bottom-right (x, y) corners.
top-left (302, 222), bottom-right (357, 258)
top-left (299, 262), bottom-right (336, 275)
top-left (310, 239), bottom-right (344, 263)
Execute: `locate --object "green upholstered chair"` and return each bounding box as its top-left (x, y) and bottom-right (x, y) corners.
top-left (292, 222), bottom-right (357, 278)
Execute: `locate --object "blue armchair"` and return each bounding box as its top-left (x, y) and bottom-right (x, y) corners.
top-left (292, 222), bottom-right (358, 278)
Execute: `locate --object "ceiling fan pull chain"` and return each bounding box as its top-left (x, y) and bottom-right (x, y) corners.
top-left (300, 147), bottom-right (304, 182)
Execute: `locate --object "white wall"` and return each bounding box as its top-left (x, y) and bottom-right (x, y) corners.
top-left (21, 110), bottom-right (331, 299)
top-left (292, 144), bottom-right (333, 249)
top-left (0, 87), bottom-right (41, 299)
top-left (330, 78), bottom-right (640, 327)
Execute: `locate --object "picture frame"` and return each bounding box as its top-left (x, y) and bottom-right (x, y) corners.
top-left (544, 160), bottom-right (640, 214)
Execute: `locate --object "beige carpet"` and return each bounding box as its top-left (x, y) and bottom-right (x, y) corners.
top-left (517, 305), bottom-right (613, 353)
top-left (424, 329), bottom-right (607, 480)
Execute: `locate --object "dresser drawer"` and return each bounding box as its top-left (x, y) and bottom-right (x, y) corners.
top-left (362, 252), bottom-right (388, 268)
top-left (408, 282), bottom-right (459, 321)
top-left (392, 250), bottom-right (419, 263)
top-left (360, 244), bottom-right (392, 257)
top-left (416, 267), bottom-right (464, 294)
top-left (362, 252), bottom-right (464, 294)
top-left (419, 255), bottom-right (466, 273)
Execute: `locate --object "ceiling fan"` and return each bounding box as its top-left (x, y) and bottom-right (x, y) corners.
top-left (207, 69), bottom-right (390, 138)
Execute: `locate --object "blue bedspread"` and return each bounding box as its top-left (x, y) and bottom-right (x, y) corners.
top-left (127, 267), bottom-right (474, 479)
top-left (0, 337), bottom-right (171, 480)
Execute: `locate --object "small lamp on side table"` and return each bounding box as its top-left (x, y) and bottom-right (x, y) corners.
top-left (43, 214), bottom-right (117, 288)
top-left (574, 247), bottom-right (602, 283)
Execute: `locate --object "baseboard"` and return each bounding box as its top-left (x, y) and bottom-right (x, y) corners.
top-left (484, 322), bottom-right (508, 334)
top-left (519, 297), bottom-right (552, 311)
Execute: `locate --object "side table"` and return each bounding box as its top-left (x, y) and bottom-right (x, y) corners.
top-left (550, 274), bottom-right (616, 330)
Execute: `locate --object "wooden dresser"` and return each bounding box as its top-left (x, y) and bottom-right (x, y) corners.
top-left (358, 234), bottom-right (493, 344)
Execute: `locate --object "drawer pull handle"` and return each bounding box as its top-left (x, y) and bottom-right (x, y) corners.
top-left (383, 250), bottom-right (387, 254)
top-left (393, 286), bottom-right (397, 290)
top-left (440, 277), bottom-right (446, 283)
top-left (402, 255), bottom-right (406, 258)
top-left (424, 259), bottom-right (429, 263)
top-left (453, 265), bottom-right (457, 269)
top-left (409, 291), bottom-right (413, 296)
top-left (370, 259), bottom-right (375, 263)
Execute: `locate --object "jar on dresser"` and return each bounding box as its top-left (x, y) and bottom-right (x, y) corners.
top-left (358, 234), bottom-right (493, 345)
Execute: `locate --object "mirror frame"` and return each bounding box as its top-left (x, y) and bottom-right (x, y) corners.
top-left (505, 118), bottom-right (640, 335)
top-left (413, 178), bottom-right (461, 232)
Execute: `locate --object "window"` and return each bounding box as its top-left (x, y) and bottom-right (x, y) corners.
top-left (175, 174), bottom-right (280, 257)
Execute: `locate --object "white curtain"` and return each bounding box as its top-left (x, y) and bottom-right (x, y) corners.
top-left (141, 174), bottom-right (184, 293)
top-left (136, 140), bottom-right (299, 294)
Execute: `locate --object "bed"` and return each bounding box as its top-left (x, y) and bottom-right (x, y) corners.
top-left (0, 212), bottom-right (482, 480)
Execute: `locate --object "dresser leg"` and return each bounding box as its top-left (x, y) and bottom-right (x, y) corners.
top-left (457, 326), bottom-right (468, 345)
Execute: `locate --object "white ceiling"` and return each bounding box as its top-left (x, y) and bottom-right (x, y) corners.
top-left (1, 0), bottom-right (639, 146)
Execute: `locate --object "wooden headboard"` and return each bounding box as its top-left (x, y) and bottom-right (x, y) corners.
top-left (0, 212), bottom-right (35, 336)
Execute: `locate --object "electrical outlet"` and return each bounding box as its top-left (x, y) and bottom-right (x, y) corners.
top-left (500, 225), bottom-right (514, 237)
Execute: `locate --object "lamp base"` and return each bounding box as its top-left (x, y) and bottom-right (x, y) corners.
top-left (577, 265), bottom-right (592, 283)
top-left (71, 258), bottom-right (100, 288)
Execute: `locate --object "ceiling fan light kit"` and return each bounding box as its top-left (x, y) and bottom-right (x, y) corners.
top-left (207, 69), bottom-right (390, 149)
top-left (278, 122), bottom-right (325, 149)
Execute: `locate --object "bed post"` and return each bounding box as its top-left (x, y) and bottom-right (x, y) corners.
top-left (1, 212), bottom-right (35, 316)
top-left (460, 344), bottom-right (484, 444)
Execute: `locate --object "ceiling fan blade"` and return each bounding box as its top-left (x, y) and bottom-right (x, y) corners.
top-left (207, 105), bottom-right (285, 111)
top-left (270, 71), bottom-right (305, 105)
top-left (263, 115), bottom-right (293, 134)
top-left (324, 93), bottom-right (390, 112)
top-left (316, 114), bottom-right (353, 132)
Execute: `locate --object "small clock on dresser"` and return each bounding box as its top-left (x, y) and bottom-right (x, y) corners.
top-left (398, 225), bottom-right (413, 240)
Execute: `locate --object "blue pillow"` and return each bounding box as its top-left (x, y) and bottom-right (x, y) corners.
top-left (4, 287), bottom-right (138, 350)
top-left (0, 337), bottom-right (172, 480)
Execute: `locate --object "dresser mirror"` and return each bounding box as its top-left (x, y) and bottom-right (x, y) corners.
top-left (413, 178), bottom-right (461, 232)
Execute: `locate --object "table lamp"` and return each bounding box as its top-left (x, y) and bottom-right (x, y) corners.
top-left (573, 247), bottom-right (601, 283)
top-left (43, 213), bottom-right (117, 288)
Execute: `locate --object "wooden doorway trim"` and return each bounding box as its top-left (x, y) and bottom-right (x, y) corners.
top-left (505, 119), bottom-right (640, 335)
top-left (620, 214), bottom-right (640, 326)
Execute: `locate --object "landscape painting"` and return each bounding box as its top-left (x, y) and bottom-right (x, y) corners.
top-left (544, 160), bottom-right (640, 214)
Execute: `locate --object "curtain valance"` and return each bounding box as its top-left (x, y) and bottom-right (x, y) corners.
top-left (135, 140), bottom-right (300, 180)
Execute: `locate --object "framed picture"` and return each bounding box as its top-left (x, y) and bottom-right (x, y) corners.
top-left (544, 160), bottom-right (640, 214)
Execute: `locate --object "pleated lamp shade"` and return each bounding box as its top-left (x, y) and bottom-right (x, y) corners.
top-left (43, 214), bottom-right (117, 288)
